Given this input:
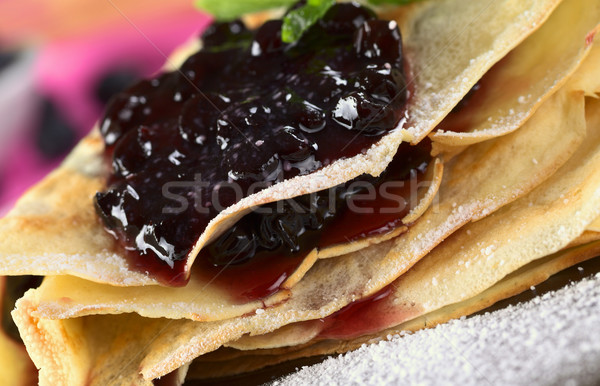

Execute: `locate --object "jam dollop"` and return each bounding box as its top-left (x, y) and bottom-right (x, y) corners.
top-left (96, 2), bottom-right (409, 284)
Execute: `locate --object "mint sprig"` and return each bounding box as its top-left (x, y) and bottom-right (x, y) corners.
top-left (282, 0), bottom-right (336, 43)
top-left (194, 0), bottom-right (297, 21)
top-left (367, 0), bottom-right (423, 4)
top-left (195, 0), bottom-right (422, 43)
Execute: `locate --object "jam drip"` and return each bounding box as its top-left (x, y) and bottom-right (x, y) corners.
top-left (96, 2), bottom-right (409, 284)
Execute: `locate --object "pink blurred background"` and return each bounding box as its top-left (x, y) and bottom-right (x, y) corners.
top-left (0, 0), bottom-right (211, 215)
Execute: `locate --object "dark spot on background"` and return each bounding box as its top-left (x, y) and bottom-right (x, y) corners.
top-left (0, 50), bottom-right (17, 72)
top-left (35, 99), bottom-right (77, 159)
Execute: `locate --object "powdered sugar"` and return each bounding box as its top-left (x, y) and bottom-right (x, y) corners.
top-left (274, 273), bottom-right (600, 386)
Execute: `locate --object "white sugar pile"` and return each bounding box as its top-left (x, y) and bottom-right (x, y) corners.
top-left (274, 272), bottom-right (600, 385)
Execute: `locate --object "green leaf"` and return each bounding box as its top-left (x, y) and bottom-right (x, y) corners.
top-left (281, 0), bottom-right (336, 43)
top-left (367, 0), bottom-right (424, 5)
top-left (195, 0), bottom-right (297, 20)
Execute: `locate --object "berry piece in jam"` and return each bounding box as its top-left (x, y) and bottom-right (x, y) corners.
top-left (202, 19), bottom-right (253, 50)
top-left (94, 69), bottom-right (139, 106)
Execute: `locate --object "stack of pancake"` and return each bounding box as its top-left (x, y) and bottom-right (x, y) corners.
top-left (1, 0), bottom-right (599, 384)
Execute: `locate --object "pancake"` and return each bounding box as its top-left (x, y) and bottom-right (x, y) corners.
top-left (12, 69), bottom-right (591, 383)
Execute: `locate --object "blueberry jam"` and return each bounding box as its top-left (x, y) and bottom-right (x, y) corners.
top-left (96, 2), bottom-right (413, 288)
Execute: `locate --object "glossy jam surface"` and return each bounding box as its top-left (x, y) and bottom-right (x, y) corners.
top-left (96, 2), bottom-right (409, 285)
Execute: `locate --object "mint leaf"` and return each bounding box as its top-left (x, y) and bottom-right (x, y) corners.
top-left (195, 0), bottom-right (296, 20)
top-left (281, 0), bottom-right (336, 43)
top-left (367, 0), bottom-right (424, 4)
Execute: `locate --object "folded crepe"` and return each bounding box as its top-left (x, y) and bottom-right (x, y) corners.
top-left (2, 0), bottom-right (600, 384)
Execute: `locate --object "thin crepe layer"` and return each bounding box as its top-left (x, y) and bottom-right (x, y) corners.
top-left (392, 0), bottom-right (562, 143)
top-left (568, 39), bottom-right (600, 97)
top-left (566, 230), bottom-right (600, 249)
top-left (187, 241), bottom-right (600, 380)
top-left (0, 0), bottom-right (562, 286)
top-left (8, 0), bottom-right (592, 382)
top-left (191, 232), bottom-right (600, 361)
top-left (353, 96), bottom-right (600, 337)
top-left (431, 0), bottom-right (600, 147)
top-left (14, 71), bottom-right (587, 383)
top-left (0, 133), bottom-right (153, 286)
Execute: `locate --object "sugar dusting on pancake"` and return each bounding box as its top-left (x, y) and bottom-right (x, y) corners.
top-left (432, 0), bottom-right (600, 147)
